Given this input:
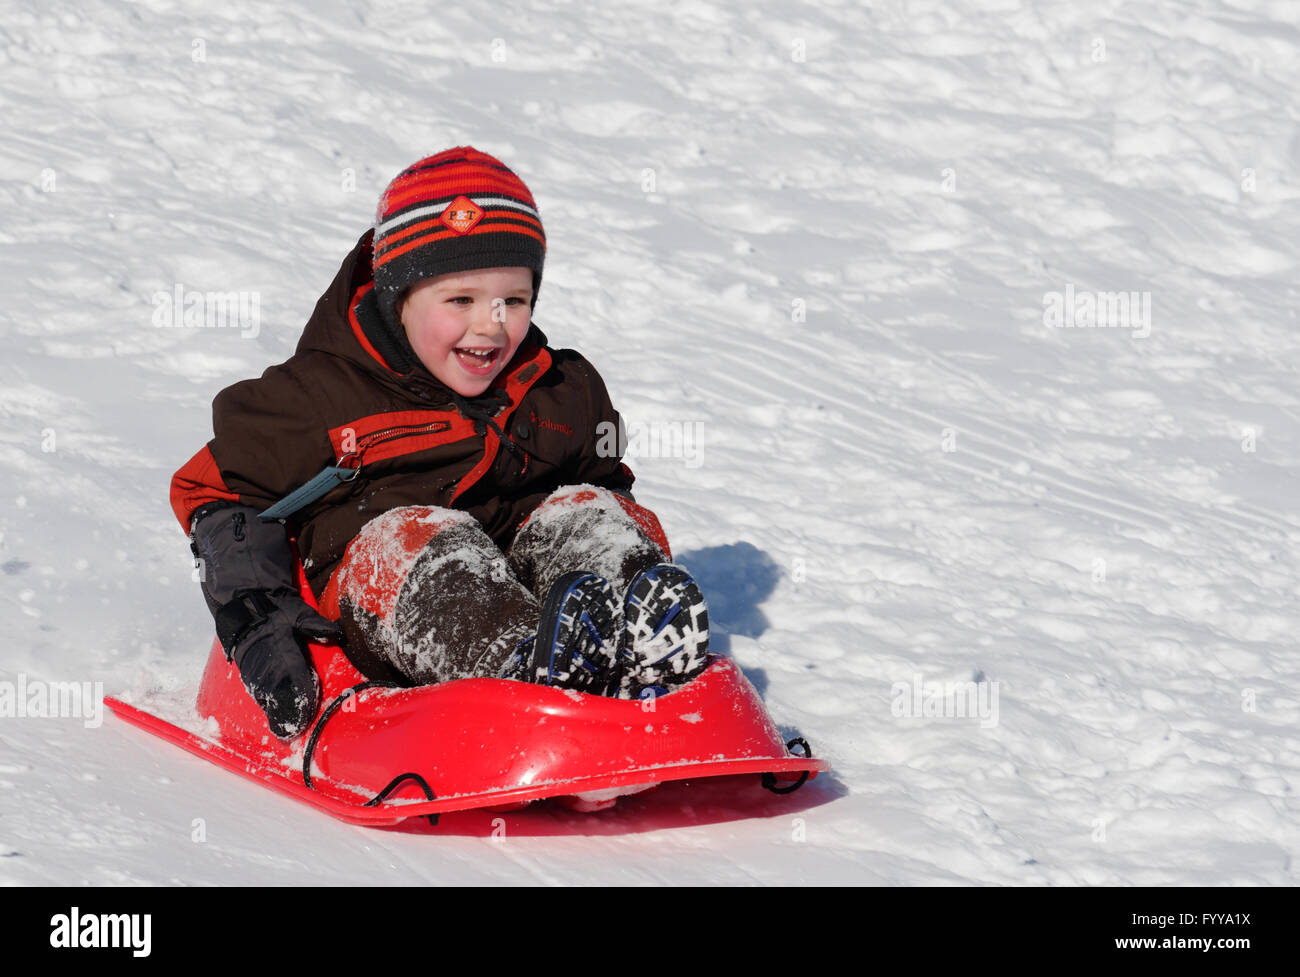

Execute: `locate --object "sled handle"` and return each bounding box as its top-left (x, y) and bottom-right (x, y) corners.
top-left (761, 737), bottom-right (814, 795)
top-left (302, 682), bottom-right (441, 826)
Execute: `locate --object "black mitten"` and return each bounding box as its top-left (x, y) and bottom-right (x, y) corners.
top-left (191, 504), bottom-right (342, 739)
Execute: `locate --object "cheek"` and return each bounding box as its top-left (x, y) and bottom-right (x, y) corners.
top-left (503, 325), bottom-right (530, 359)
top-left (405, 312), bottom-right (461, 356)
top-left (508, 309), bottom-right (532, 343)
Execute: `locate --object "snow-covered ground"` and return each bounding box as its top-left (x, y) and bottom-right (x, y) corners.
top-left (1, 0), bottom-right (1298, 883)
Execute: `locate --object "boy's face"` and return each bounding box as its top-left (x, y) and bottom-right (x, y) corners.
top-left (398, 266), bottom-right (535, 397)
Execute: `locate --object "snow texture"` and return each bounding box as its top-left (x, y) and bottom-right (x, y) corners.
top-left (509, 483), bottom-right (668, 599)
top-left (333, 506), bottom-right (538, 683)
top-left (1, 0), bottom-right (1298, 883)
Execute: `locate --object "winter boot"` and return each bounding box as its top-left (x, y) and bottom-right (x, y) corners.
top-left (617, 564), bottom-right (710, 700)
top-left (517, 571), bottom-right (621, 695)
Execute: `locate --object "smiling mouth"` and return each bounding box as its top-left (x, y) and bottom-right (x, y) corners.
top-left (455, 347), bottom-right (501, 370)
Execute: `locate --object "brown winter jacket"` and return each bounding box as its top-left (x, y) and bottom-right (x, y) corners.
top-left (170, 229), bottom-right (636, 597)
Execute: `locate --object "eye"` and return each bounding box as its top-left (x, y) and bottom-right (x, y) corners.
top-left (447, 295), bottom-right (473, 305)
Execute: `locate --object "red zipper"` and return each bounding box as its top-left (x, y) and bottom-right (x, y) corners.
top-left (355, 420), bottom-right (453, 453)
top-left (333, 420), bottom-right (457, 472)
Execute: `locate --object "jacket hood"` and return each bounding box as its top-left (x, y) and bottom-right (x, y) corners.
top-left (295, 228), bottom-right (548, 406)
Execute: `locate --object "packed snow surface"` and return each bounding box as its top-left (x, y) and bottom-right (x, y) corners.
top-left (1, 0), bottom-right (1298, 883)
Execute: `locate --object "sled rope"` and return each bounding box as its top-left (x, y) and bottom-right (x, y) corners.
top-left (302, 682), bottom-right (441, 826)
top-left (761, 737), bottom-right (813, 795)
top-left (365, 773), bottom-right (438, 809)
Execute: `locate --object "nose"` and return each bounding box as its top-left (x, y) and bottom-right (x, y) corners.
top-left (471, 301), bottom-right (508, 337)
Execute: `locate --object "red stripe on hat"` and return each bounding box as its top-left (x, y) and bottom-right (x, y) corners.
top-left (386, 163), bottom-right (531, 192)
top-left (376, 210), bottom-right (544, 253)
top-left (402, 148), bottom-right (515, 173)
top-left (381, 170), bottom-right (535, 215)
top-left (384, 169), bottom-right (530, 200)
top-left (373, 222), bottom-right (547, 269)
top-left (376, 212), bottom-right (545, 248)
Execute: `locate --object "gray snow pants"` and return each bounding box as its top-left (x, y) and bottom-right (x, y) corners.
top-left (319, 485), bottom-right (669, 686)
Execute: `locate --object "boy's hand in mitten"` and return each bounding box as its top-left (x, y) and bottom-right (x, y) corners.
top-left (214, 589), bottom-right (339, 738)
top-left (190, 504), bottom-right (343, 739)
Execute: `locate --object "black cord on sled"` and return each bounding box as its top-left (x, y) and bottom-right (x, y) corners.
top-left (302, 681), bottom-right (440, 826)
top-left (761, 737), bottom-right (813, 795)
top-left (365, 772), bottom-right (439, 827)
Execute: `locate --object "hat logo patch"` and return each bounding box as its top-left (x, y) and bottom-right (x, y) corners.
top-left (440, 195), bottom-right (485, 234)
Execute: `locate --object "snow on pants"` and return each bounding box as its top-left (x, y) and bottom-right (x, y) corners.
top-left (318, 485), bottom-right (670, 686)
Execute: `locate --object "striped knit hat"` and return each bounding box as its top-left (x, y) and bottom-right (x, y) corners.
top-left (371, 146), bottom-right (546, 333)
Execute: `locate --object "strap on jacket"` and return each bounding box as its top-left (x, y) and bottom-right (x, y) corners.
top-left (258, 465), bottom-right (360, 521)
top-left (259, 341), bottom-right (552, 522)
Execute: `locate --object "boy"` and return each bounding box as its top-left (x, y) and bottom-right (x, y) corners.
top-left (172, 146), bottom-right (709, 739)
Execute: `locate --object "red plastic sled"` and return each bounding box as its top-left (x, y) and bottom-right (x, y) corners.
top-left (107, 567), bottom-right (827, 826)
